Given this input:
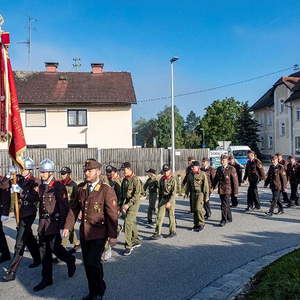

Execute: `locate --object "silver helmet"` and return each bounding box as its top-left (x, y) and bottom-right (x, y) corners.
top-left (39, 159), bottom-right (56, 172)
top-left (23, 157), bottom-right (35, 170)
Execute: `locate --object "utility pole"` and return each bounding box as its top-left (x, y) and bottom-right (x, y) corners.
top-left (18, 16), bottom-right (37, 68)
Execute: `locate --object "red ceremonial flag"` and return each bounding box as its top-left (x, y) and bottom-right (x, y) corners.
top-left (0, 29), bottom-right (26, 169)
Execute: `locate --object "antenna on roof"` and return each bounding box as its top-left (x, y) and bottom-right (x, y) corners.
top-left (72, 58), bottom-right (81, 71)
top-left (17, 16), bottom-right (37, 68)
top-left (293, 64), bottom-right (299, 71)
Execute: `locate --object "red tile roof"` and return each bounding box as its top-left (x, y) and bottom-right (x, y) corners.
top-left (14, 71), bottom-right (136, 106)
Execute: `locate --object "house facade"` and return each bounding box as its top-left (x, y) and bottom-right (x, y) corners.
top-left (0, 62), bottom-right (136, 149)
top-left (251, 71), bottom-right (300, 157)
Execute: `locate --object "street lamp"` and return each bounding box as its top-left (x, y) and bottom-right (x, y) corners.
top-left (199, 128), bottom-right (205, 147)
top-left (170, 56), bottom-right (179, 173)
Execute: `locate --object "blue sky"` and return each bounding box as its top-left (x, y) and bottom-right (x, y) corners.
top-left (2, 0), bottom-right (300, 123)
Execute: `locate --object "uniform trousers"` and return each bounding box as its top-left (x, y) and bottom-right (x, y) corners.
top-left (39, 233), bottom-right (74, 282)
top-left (0, 220), bottom-right (10, 259)
top-left (192, 192), bottom-right (205, 226)
top-left (247, 177), bottom-right (260, 209)
top-left (220, 194), bottom-right (232, 222)
top-left (269, 188), bottom-right (283, 213)
top-left (124, 205), bottom-right (140, 249)
top-left (81, 237), bottom-right (106, 297)
top-left (147, 193), bottom-right (157, 223)
top-left (289, 183), bottom-right (299, 205)
top-left (155, 200), bottom-right (176, 234)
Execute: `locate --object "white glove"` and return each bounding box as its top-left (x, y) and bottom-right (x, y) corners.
top-left (11, 184), bottom-right (22, 193)
top-left (1, 215), bottom-right (9, 223)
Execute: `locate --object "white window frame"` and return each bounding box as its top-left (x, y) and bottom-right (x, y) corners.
top-left (280, 122), bottom-right (286, 136)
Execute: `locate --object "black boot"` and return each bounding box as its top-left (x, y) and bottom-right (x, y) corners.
top-left (33, 280), bottom-right (53, 291)
top-left (67, 256), bottom-right (76, 278)
top-left (29, 260), bottom-right (41, 268)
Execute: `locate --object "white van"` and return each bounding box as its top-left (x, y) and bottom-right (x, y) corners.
top-left (228, 145), bottom-right (251, 166)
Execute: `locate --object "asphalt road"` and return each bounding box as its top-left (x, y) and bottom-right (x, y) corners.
top-left (1, 183), bottom-right (300, 300)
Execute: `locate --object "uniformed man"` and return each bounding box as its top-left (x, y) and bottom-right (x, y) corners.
top-left (201, 157), bottom-right (216, 219)
top-left (151, 164), bottom-right (177, 239)
top-left (228, 155), bottom-right (244, 207)
top-left (276, 153), bottom-right (289, 203)
top-left (183, 156), bottom-right (196, 213)
top-left (33, 159), bottom-right (76, 292)
top-left (286, 156), bottom-right (300, 207)
top-left (60, 167), bottom-right (80, 253)
top-left (63, 159), bottom-right (118, 300)
top-left (189, 161), bottom-right (209, 232)
top-left (264, 155), bottom-right (287, 216)
top-left (213, 155), bottom-right (239, 227)
top-left (243, 150), bottom-right (265, 211)
top-left (144, 168), bottom-right (159, 225)
top-left (3, 158), bottom-right (41, 282)
top-left (176, 174), bottom-right (183, 196)
top-left (120, 162), bottom-right (142, 256)
top-left (0, 174), bottom-right (11, 264)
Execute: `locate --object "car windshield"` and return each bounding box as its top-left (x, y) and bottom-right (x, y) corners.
top-left (232, 150), bottom-right (248, 158)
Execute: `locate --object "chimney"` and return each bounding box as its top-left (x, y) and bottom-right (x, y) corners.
top-left (45, 62), bottom-right (59, 72)
top-left (91, 63), bottom-right (104, 74)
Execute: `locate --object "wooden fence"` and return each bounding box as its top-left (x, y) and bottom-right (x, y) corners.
top-left (0, 147), bottom-right (209, 179)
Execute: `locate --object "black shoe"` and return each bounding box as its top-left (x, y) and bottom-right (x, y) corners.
top-left (151, 234), bottom-right (162, 240)
top-left (265, 211), bottom-right (273, 216)
top-left (275, 210), bottom-right (284, 215)
top-left (0, 255), bottom-right (11, 264)
top-left (167, 232), bottom-right (177, 238)
top-left (29, 261), bottom-right (41, 268)
top-left (219, 221), bottom-right (226, 227)
top-left (67, 257), bottom-right (76, 278)
top-left (245, 207), bottom-right (253, 212)
top-left (286, 203), bottom-right (294, 208)
top-left (3, 271), bottom-right (16, 281)
top-left (33, 280), bottom-right (53, 291)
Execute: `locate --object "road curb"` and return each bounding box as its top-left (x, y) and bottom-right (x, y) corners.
top-left (189, 244), bottom-right (299, 300)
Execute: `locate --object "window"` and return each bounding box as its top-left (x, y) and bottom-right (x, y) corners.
top-left (268, 112), bottom-right (272, 126)
top-left (67, 109), bottom-right (87, 126)
top-left (68, 144), bottom-right (88, 148)
top-left (280, 122), bottom-right (285, 136)
top-left (280, 100), bottom-right (285, 113)
top-left (259, 113), bottom-right (264, 126)
top-left (295, 136), bottom-right (300, 154)
top-left (268, 136), bottom-right (273, 149)
top-left (25, 109), bottom-right (46, 127)
top-left (260, 136), bottom-right (265, 149)
top-left (296, 107), bottom-right (300, 121)
top-left (27, 144), bottom-right (47, 149)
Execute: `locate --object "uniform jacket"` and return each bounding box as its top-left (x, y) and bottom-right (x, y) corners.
top-left (188, 171), bottom-right (209, 201)
top-left (0, 176), bottom-right (11, 217)
top-left (159, 175), bottom-right (176, 205)
top-left (108, 176), bottom-right (122, 207)
top-left (61, 178), bottom-right (78, 209)
top-left (17, 175), bottom-right (39, 219)
top-left (243, 159), bottom-right (265, 182)
top-left (201, 166), bottom-right (216, 192)
top-left (279, 159), bottom-right (288, 170)
top-left (265, 164), bottom-right (287, 191)
top-left (120, 174), bottom-right (142, 209)
top-left (65, 181), bottom-right (118, 241)
top-left (182, 165), bottom-right (192, 186)
top-left (144, 176), bottom-right (159, 195)
top-left (213, 165), bottom-right (239, 195)
top-left (38, 178), bottom-right (69, 235)
top-left (229, 162), bottom-right (244, 185)
top-left (286, 162), bottom-right (300, 185)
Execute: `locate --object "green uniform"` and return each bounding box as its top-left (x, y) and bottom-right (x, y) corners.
top-left (188, 172), bottom-right (209, 227)
top-left (155, 175), bottom-right (176, 235)
top-left (144, 176), bottom-right (159, 223)
top-left (176, 175), bottom-right (183, 196)
top-left (62, 179), bottom-right (80, 248)
top-left (121, 174), bottom-right (142, 249)
top-left (108, 176), bottom-right (122, 207)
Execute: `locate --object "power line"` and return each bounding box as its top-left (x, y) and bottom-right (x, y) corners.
top-left (137, 64), bottom-right (299, 104)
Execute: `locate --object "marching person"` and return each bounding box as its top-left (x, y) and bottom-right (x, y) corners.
top-left (60, 167), bottom-right (80, 254)
top-left (228, 155), bottom-right (244, 207)
top-left (63, 159), bottom-right (118, 300)
top-left (183, 156), bottom-right (196, 213)
top-left (264, 155), bottom-right (287, 216)
top-left (189, 161), bottom-right (209, 232)
top-left (176, 174), bottom-right (183, 196)
top-left (144, 169), bottom-right (159, 226)
top-left (213, 155), bottom-right (239, 227)
top-left (33, 159), bottom-right (76, 292)
top-left (151, 164), bottom-right (177, 239)
top-left (0, 174), bottom-right (11, 264)
top-left (120, 162), bottom-right (142, 256)
top-left (243, 150), bottom-right (265, 211)
top-left (3, 158), bottom-right (41, 282)
top-left (286, 156), bottom-right (300, 207)
top-left (277, 153), bottom-right (289, 203)
top-left (201, 157), bottom-right (216, 219)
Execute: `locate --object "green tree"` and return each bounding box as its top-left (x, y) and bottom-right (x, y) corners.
top-left (196, 97), bottom-right (242, 148)
top-left (134, 118), bottom-right (157, 147)
top-left (156, 106), bottom-right (185, 148)
top-left (184, 110), bottom-right (201, 148)
top-left (235, 102), bottom-right (261, 155)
